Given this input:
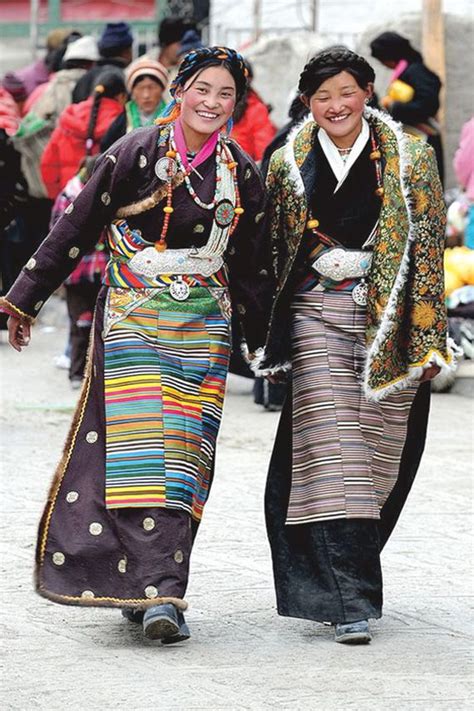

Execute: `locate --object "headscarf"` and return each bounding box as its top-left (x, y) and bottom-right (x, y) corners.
top-left (158, 46), bottom-right (249, 130)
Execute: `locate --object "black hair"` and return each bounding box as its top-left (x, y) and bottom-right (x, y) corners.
top-left (298, 46), bottom-right (375, 98)
top-left (370, 32), bottom-right (422, 64)
top-left (63, 58), bottom-right (95, 70)
top-left (288, 94), bottom-right (309, 122)
top-left (158, 16), bottom-right (195, 47)
top-left (86, 70), bottom-right (126, 155)
top-left (132, 74), bottom-right (165, 91)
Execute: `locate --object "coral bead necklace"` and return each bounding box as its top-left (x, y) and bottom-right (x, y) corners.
top-left (154, 128), bottom-right (243, 252)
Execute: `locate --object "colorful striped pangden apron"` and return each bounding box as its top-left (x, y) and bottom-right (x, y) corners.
top-left (102, 219), bottom-right (232, 520)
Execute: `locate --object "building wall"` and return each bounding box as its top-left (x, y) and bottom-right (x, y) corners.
top-left (210, 0), bottom-right (473, 48)
top-left (212, 2), bottom-right (473, 189)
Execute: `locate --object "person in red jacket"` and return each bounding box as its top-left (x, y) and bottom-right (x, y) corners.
top-left (40, 70), bottom-right (127, 199)
top-left (230, 61), bottom-right (276, 162)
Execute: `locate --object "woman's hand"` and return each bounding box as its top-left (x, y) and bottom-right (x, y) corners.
top-left (418, 364), bottom-right (441, 382)
top-left (7, 316), bottom-right (31, 352)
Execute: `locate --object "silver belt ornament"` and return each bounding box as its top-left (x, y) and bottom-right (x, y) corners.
top-left (312, 247), bottom-right (372, 281)
top-left (312, 247), bottom-right (372, 306)
top-left (128, 247), bottom-right (223, 279)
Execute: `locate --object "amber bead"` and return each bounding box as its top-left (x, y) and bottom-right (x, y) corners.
top-left (370, 150), bottom-right (381, 160)
top-left (234, 207), bottom-right (244, 215)
top-left (307, 219), bottom-right (320, 229)
top-left (155, 242), bottom-right (167, 252)
top-left (166, 150), bottom-right (177, 158)
top-left (375, 187), bottom-right (385, 197)
top-left (163, 206), bottom-right (174, 214)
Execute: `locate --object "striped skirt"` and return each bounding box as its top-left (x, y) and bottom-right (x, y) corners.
top-left (288, 286), bottom-right (417, 525)
top-left (103, 282), bottom-right (231, 520)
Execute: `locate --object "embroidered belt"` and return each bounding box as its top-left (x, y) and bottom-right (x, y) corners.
top-left (312, 247), bottom-right (372, 282)
top-left (128, 246), bottom-right (224, 279)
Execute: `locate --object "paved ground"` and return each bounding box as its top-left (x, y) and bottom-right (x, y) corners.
top-left (0, 297), bottom-right (472, 710)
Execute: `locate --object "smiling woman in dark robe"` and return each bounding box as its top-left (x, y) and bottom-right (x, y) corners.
top-left (0, 47), bottom-right (273, 645)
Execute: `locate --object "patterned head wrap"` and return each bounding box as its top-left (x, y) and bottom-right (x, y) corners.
top-left (172, 46), bottom-right (248, 100)
top-left (157, 46), bottom-right (249, 131)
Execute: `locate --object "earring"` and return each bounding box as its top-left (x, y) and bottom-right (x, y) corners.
top-left (176, 97), bottom-right (182, 104)
top-left (365, 98), bottom-right (369, 104)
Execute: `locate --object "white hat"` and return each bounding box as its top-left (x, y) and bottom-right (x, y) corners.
top-left (63, 35), bottom-right (100, 63)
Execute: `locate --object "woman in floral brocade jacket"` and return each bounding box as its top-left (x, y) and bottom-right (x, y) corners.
top-left (257, 48), bottom-right (458, 645)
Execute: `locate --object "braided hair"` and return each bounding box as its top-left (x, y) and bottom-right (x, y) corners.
top-left (298, 46), bottom-right (375, 98)
top-left (157, 46), bottom-right (249, 132)
top-left (86, 69), bottom-right (126, 155)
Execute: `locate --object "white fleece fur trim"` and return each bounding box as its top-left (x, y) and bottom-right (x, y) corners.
top-left (366, 338), bottom-right (463, 401)
top-left (252, 360), bottom-right (293, 378)
top-left (242, 343), bottom-right (292, 377)
top-left (240, 342), bottom-right (263, 365)
top-left (430, 337), bottom-right (463, 390)
top-left (360, 107), bottom-right (427, 401)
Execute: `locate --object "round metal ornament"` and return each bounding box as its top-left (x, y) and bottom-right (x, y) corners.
top-left (352, 280), bottom-right (368, 306)
top-left (154, 157), bottom-right (177, 181)
top-left (169, 277), bottom-right (190, 301)
top-left (214, 199), bottom-right (235, 228)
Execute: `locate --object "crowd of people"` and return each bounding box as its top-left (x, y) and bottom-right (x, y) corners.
top-left (0, 16), bottom-right (471, 647)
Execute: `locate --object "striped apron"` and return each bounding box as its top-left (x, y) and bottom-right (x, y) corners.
top-left (288, 284), bottom-right (418, 525)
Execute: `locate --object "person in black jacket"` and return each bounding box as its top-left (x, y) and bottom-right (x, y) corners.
top-left (72, 22), bottom-right (133, 104)
top-left (370, 31), bottom-right (444, 183)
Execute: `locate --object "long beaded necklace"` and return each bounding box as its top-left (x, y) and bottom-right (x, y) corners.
top-left (154, 130), bottom-right (244, 252)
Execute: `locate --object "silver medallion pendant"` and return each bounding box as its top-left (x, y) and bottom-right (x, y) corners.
top-left (154, 157), bottom-right (177, 181)
top-left (169, 277), bottom-right (190, 301)
top-left (352, 280), bottom-right (368, 306)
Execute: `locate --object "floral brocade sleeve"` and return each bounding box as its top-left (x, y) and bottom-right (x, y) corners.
top-left (405, 145), bottom-right (450, 367)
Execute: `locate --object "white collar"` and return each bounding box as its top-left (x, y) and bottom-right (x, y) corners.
top-left (317, 118), bottom-right (370, 193)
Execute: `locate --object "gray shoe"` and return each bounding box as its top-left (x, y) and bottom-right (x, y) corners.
top-left (161, 610), bottom-right (191, 645)
top-left (334, 619), bottom-right (371, 644)
top-left (143, 603), bottom-right (181, 641)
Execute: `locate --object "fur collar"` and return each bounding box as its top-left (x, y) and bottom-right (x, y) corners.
top-left (271, 108), bottom-right (457, 399)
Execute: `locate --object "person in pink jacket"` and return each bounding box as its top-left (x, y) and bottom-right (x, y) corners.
top-left (454, 117), bottom-right (474, 248)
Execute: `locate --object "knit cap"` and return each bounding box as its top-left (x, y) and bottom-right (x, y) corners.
top-left (98, 22), bottom-right (133, 53)
top-left (125, 57), bottom-right (169, 93)
top-left (178, 30), bottom-right (204, 57)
